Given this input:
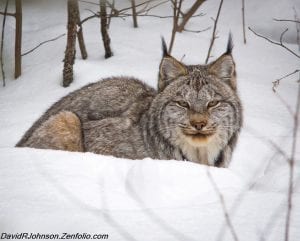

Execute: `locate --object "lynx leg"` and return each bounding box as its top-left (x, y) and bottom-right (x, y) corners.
top-left (24, 111), bottom-right (84, 152)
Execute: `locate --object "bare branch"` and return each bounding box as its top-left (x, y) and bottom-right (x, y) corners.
top-left (205, 0), bottom-right (224, 64)
top-left (273, 18), bottom-right (300, 24)
top-left (243, 127), bottom-right (289, 161)
top-left (80, 3), bottom-right (205, 25)
top-left (79, 0), bottom-right (98, 5)
top-left (80, 12), bottom-right (99, 25)
top-left (280, 28), bottom-right (289, 43)
top-left (248, 27), bottom-right (300, 59)
top-left (108, 0), bottom-right (162, 14)
top-left (273, 91), bottom-right (295, 117)
top-left (206, 168), bottom-right (239, 241)
top-left (241, 0), bottom-right (246, 44)
top-left (134, 12), bottom-right (204, 19)
top-left (168, 0), bottom-right (183, 53)
top-left (285, 82), bottom-right (300, 241)
top-left (139, 0), bottom-right (169, 15)
top-left (294, 7), bottom-right (300, 51)
top-left (284, 12), bottom-right (300, 239)
top-left (0, 0), bottom-right (9, 87)
top-left (272, 69), bottom-right (300, 92)
top-left (183, 26), bottom-right (211, 33)
top-left (136, 0), bottom-right (151, 14)
top-left (21, 34), bottom-right (66, 57)
top-left (177, 0), bottom-right (206, 32)
top-left (0, 11), bottom-right (14, 17)
top-left (107, 0), bottom-right (115, 28)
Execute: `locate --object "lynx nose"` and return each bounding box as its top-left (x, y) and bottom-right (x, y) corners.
top-left (190, 120), bottom-right (207, 130)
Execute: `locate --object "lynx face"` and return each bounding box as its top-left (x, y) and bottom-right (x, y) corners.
top-left (160, 68), bottom-right (240, 146)
top-left (154, 38), bottom-right (242, 165)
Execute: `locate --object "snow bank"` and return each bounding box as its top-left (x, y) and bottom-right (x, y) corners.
top-left (1, 148), bottom-right (299, 241)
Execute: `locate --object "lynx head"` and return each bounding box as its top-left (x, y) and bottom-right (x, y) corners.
top-left (153, 35), bottom-right (242, 165)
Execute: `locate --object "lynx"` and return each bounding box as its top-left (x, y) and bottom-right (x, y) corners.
top-left (17, 35), bottom-right (242, 167)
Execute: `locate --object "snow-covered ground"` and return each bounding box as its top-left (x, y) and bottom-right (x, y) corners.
top-left (0, 0), bottom-right (299, 240)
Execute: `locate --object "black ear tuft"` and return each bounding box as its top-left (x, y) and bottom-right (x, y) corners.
top-left (161, 36), bottom-right (169, 57)
top-left (226, 32), bottom-right (233, 55)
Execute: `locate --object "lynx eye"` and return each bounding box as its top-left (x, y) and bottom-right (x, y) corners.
top-left (176, 100), bottom-right (190, 109)
top-left (207, 100), bottom-right (220, 108)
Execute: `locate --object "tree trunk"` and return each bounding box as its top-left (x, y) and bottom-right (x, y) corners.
top-left (15, 0), bottom-right (22, 79)
top-left (75, 0), bottom-right (88, 59)
top-left (63, 0), bottom-right (78, 87)
top-left (177, 0), bottom-right (206, 32)
top-left (131, 0), bottom-right (138, 28)
top-left (168, 0), bottom-right (183, 54)
top-left (1, 0), bottom-right (9, 86)
top-left (100, 0), bottom-right (113, 59)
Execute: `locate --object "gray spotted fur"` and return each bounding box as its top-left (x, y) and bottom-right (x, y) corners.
top-left (17, 36), bottom-right (242, 167)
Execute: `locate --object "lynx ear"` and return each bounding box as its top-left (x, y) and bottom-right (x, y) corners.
top-left (208, 34), bottom-right (236, 90)
top-left (158, 37), bottom-right (188, 91)
top-left (160, 57), bottom-right (187, 80)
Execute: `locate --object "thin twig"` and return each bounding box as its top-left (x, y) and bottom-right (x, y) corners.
top-left (80, 10), bottom-right (204, 25)
top-left (206, 168), bottom-right (239, 241)
top-left (81, 11), bottom-right (99, 25)
top-left (284, 12), bottom-right (300, 239)
top-left (139, 0), bottom-right (169, 15)
top-left (107, 0), bottom-right (115, 28)
top-left (168, 0), bottom-right (183, 53)
top-left (108, 0), bottom-right (161, 14)
top-left (272, 69), bottom-right (300, 92)
top-left (258, 168), bottom-right (300, 241)
top-left (243, 127), bottom-right (289, 161)
top-left (294, 7), bottom-right (300, 51)
top-left (133, 12), bottom-right (204, 19)
top-left (0, 11), bottom-right (14, 17)
top-left (274, 91), bottom-right (297, 117)
top-left (284, 81), bottom-right (300, 241)
top-left (1, 0), bottom-right (9, 87)
top-left (21, 34), bottom-right (66, 56)
top-left (273, 18), bottom-right (300, 24)
top-left (136, 0), bottom-right (151, 14)
top-left (248, 27), bottom-right (300, 59)
top-left (183, 26), bottom-right (211, 33)
top-left (241, 0), bottom-right (246, 44)
top-left (79, 0), bottom-right (99, 6)
top-left (215, 131), bottom-right (292, 241)
top-left (177, 0), bottom-right (206, 32)
top-left (205, 0), bottom-right (224, 64)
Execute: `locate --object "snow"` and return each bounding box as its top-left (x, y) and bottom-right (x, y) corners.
top-left (0, 0), bottom-right (300, 240)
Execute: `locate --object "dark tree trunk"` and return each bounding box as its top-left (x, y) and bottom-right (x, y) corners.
top-left (177, 0), bottom-right (206, 32)
top-left (15, 0), bottom-right (22, 79)
top-left (131, 0), bottom-right (138, 28)
top-left (75, 0), bottom-right (88, 59)
top-left (0, 0), bottom-right (9, 86)
top-left (63, 0), bottom-right (78, 87)
top-left (100, 0), bottom-right (113, 59)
